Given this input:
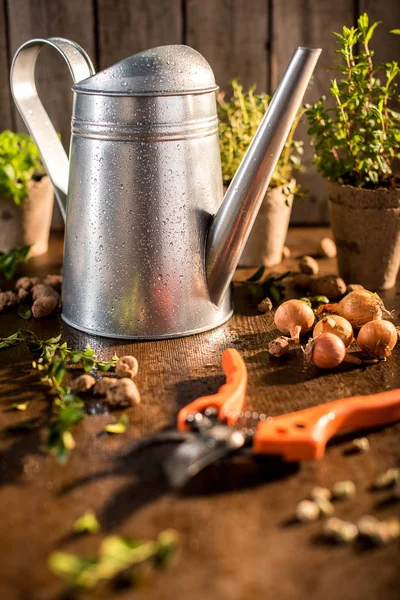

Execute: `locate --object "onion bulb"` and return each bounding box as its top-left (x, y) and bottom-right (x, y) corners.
top-left (306, 332), bottom-right (378, 369)
top-left (317, 290), bottom-right (386, 329)
top-left (357, 320), bottom-right (398, 359)
top-left (274, 299), bottom-right (315, 343)
top-left (313, 315), bottom-right (354, 348)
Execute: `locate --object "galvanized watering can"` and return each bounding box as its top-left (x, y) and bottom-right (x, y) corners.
top-left (10, 39), bottom-right (320, 339)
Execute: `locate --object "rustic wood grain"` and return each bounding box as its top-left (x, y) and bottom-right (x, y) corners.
top-left (7, 0), bottom-right (96, 150)
top-left (271, 0), bottom-right (356, 224)
top-left (186, 0), bottom-right (269, 92)
top-left (0, 228), bottom-right (400, 599)
top-left (96, 0), bottom-right (182, 69)
top-left (0, 0), bottom-right (13, 131)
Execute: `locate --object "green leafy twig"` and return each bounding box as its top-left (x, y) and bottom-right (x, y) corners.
top-left (236, 267), bottom-right (291, 304)
top-left (48, 530), bottom-right (179, 590)
top-left (306, 13), bottom-right (400, 189)
top-left (0, 329), bottom-right (119, 462)
top-left (0, 245), bottom-right (31, 280)
top-left (218, 80), bottom-right (305, 190)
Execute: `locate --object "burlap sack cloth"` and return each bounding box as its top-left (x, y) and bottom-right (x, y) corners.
top-left (0, 176), bottom-right (54, 257)
top-left (328, 182), bottom-right (400, 290)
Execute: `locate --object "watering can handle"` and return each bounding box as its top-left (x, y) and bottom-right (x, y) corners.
top-left (10, 38), bottom-right (96, 222)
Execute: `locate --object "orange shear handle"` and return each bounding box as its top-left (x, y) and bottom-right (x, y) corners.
top-left (177, 348), bottom-right (247, 432)
top-left (253, 388), bottom-right (400, 461)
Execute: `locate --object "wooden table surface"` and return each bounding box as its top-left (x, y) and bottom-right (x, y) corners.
top-left (0, 228), bottom-right (399, 600)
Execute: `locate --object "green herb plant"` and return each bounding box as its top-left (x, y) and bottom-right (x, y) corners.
top-left (48, 529), bottom-right (179, 590)
top-left (236, 266), bottom-right (291, 304)
top-left (218, 80), bottom-right (305, 197)
top-left (0, 245), bottom-right (31, 279)
top-left (0, 130), bottom-right (44, 205)
top-left (306, 14), bottom-right (400, 188)
top-left (0, 330), bottom-right (118, 462)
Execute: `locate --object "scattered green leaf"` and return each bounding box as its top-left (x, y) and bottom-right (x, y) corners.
top-left (0, 245), bottom-right (31, 279)
top-left (104, 414), bottom-right (129, 434)
top-left (73, 510), bottom-right (101, 535)
top-left (48, 530), bottom-right (179, 590)
top-left (11, 402), bottom-right (29, 411)
top-left (17, 304), bottom-right (32, 320)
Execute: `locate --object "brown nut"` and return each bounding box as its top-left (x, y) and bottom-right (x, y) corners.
top-left (15, 276), bottom-right (40, 292)
top-left (18, 287), bottom-right (30, 302)
top-left (282, 246), bottom-right (291, 259)
top-left (292, 273), bottom-right (314, 290)
top-left (73, 374), bottom-right (96, 392)
top-left (42, 274), bottom-right (63, 290)
top-left (268, 336), bottom-right (289, 357)
top-left (115, 355), bottom-right (139, 379)
top-left (0, 290), bottom-right (19, 312)
top-left (258, 297), bottom-right (273, 313)
top-left (94, 377), bottom-right (119, 395)
top-left (312, 275), bottom-right (346, 300)
top-left (317, 237), bottom-right (337, 258)
top-left (299, 255), bottom-right (319, 276)
top-left (32, 284), bottom-right (60, 301)
top-left (106, 378), bottom-right (141, 408)
top-left (32, 296), bottom-right (59, 318)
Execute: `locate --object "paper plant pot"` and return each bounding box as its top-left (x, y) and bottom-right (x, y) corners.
top-left (328, 181), bottom-right (400, 290)
top-left (238, 179), bottom-right (295, 267)
top-left (0, 176), bottom-right (54, 257)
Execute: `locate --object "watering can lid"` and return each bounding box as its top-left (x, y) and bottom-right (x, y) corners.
top-left (73, 45), bottom-right (218, 96)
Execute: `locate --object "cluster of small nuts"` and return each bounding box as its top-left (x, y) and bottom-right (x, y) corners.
top-left (294, 469), bottom-right (400, 547)
top-left (72, 355), bottom-right (140, 408)
top-left (0, 274), bottom-right (62, 318)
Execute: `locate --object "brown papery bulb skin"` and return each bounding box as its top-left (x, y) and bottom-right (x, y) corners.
top-left (317, 290), bottom-right (383, 329)
top-left (313, 315), bottom-right (354, 348)
top-left (307, 333), bottom-right (347, 369)
top-left (274, 299), bottom-right (315, 343)
top-left (357, 320), bottom-right (398, 359)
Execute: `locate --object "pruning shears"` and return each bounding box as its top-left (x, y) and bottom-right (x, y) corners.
top-left (126, 349), bottom-right (400, 489)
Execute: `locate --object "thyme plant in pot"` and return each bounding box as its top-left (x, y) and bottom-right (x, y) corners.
top-left (0, 130), bottom-right (53, 257)
top-left (218, 80), bottom-right (304, 267)
top-left (306, 14), bottom-right (400, 290)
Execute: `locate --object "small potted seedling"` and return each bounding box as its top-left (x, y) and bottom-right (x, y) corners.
top-left (306, 14), bottom-right (400, 290)
top-left (0, 130), bottom-right (53, 258)
top-left (218, 80), bottom-right (304, 267)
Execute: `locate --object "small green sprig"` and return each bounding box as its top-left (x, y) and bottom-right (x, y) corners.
top-left (0, 130), bottom-right (44, 205)
top-left (0, 329), bottom-right (119, 462)
top-left (218, 80), bottom-right (305, 190)
top-left (48, 529), bottom-right (179, 590)
top-left (306, 14), bottom-right (400, 189)
top-left (0, 245), bottom-right (31, 280)
top-left (237, 266), bottom-right (291, 304)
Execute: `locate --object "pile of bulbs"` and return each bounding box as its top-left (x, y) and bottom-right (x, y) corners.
top-left (269, 290), bottom-right (398, 368)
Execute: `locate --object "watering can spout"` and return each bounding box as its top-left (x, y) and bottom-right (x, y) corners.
top-left (206, 47), bottom-right (321, 307)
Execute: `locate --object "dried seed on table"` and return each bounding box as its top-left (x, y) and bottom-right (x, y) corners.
top-left (357, 515), bottom-right (379, 537)
top-left (282, 246), bottom-right (291, 259)
top-left (295, 500), bottom-right (320, 523)
top-left (15, 276), bottom-right (40, 292)
top-left (346, 283), bottom-right (365, 294)
top-left (94, 377), bottom-right (119, 395)
top-left (371, 468), bottom-right (400, 490)
top-left (106, 378), bottom-right (141, 408)
top-left (268, 336), bottom-right (289, 357)
top-left (115, 355), bottom-right (139, 379)
top-left (314, 497), bottom-right (335, 517)
top-left (32, 296), bottom-right (59, 318)
top-left (331, 480), bottom-right (356, 500)
top-left (351, 437), bottom-right (370, 453)
top-left (310, 487), bottom-right (332, 502)
top-left (32, 283), bottom-right (60, 301)
top-left (299, 255), bottom-right (319, 276)
top-left (258, 297), bottom-right (273, 313)
top-left (72, 374), bottom-right (96, 392)
top-left (323, 517), bottom-right (358, 544)
top-left (317, 237), bottom-right (337, 258)
top-left (42, 274), bottom-right (63, 290)
top-left (0, 291), bottom-right (18, 311)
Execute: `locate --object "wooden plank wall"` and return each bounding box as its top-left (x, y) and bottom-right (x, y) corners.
top-left (1, 0), bottom-right (399, 224)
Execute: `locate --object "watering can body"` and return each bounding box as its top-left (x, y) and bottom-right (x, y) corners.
top-left (10, 39), bottom-right (320, 339)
